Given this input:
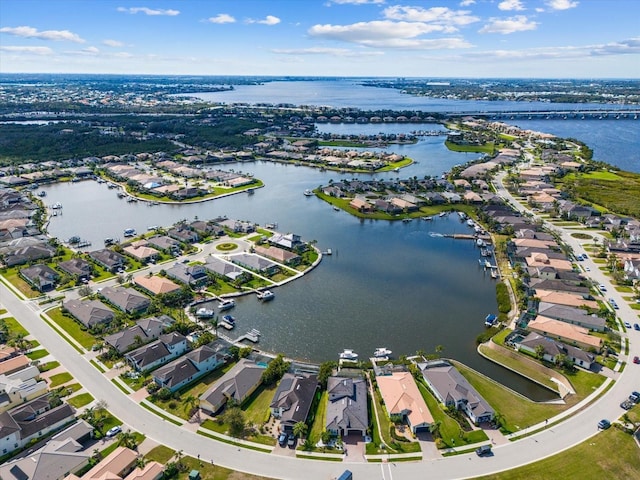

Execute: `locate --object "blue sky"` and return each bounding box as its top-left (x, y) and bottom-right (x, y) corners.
top-left (1, 0), bottom-right (639, 77)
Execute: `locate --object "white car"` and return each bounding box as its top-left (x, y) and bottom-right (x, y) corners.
top-left (599, 284), bottom-right (607, 291)
top-left (106, 425), bottom-right (122, 438)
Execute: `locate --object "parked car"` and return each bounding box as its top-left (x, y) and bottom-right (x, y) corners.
top-left (630, 392), bottom-right (640, 403)
top-left (106, 425), bottom-right (122, 437)
top-left (634, 356), bottom-right (640, 364)
top-left (634, 323), bottom-right (640, 331)
top-left (624, 321), bottom-right (632, 328)
top-left (475, 444), bottom-right (493, 457)
top-left (597, 419), bottom-right (611, 430)
top-left (287, 433), bottom-right (296, 448)
top-left (278, 432), bottom-right (287, 447)
top-left (599, 284), bottom-right (607, 291)
top-left (620, 400), bottom-right (634, 410)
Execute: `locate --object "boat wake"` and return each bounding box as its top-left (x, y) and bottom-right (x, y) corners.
top-left (429, 232), bottom-right (444, 238)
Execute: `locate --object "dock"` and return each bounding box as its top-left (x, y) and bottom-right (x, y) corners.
top-left (237, 329), bottom-right (261, 343)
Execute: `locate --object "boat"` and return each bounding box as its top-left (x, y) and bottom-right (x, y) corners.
top-left (104, 237), bottom-right (115, 246)
top-left (257, 290), bottom-right (275, 301)
top-left (402, 218), bottom-right (413, 223)
top-left (476, 239), bottom-right (485, 247)
top-left (485, 314), bottom-right (498, 327)
top-left (439, 211), bottom-right (447, 217)
top-left (218, 299), bottom-right (236, 311)
top-left (480, 248), bottom-right (490, 257)
top-left (467, 219), bottom-right (475, 227)
top-left (126, 196), bottom-right (138, 202)
top-left (422, 216), bottom-right (433, 221)
top-left (52, 202), bottom-right (62, 209)
top-left (148, 226), bottom-right (158, 231)
top-left (339, 349), bottom-right (358, 361)
top-left (484, 260), bottom-right (492, 269)
top-left (38, 191), bottom-right (46, 197)
top-left (458, 211), bottom-right (466, 220)
top-left (117, 192), bottom-right (126, 199)
top-left (123, 228), bottom-right (136, 237)
top-left (265, 222), bottom-right (277, 229)
top-left (247, 188), bottom-right (254, 195)
top-left (68, 236), bottom-right (81, 245)
top-left (304, 189), bottom-right (314, 196)
top-left (221, 314), bottom-right (236, 327)
top-left (333, 206), bottom-right (340, 211)
top-left (374, 347), bottom-right (392, 358)
top-left (394, 167), bottom-right (400, 173)
top-left (322, 248), bottom-right (332, 255)
top-left (491, 269), bottom-right (498, 279)
top-left (195, 307), bottom-right (214, 318)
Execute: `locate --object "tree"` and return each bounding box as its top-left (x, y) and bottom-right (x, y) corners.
top-left (321, 430), bottom-right (331, 445)
top-left (78, 285), bottom-right (93, 297)
top-left (535, 344), bottom-right (546, 360)
top-left (261, 354), bottom-right (290, 386)
top-left (184, 395), bottom-right (200, 420)
top-left (117, 429), bottom-right (138, 449)
top-left (222, 406), bottom-right (245, 437)
top-left (317, 361), bottom-right (336, 389)
top-left (293, 421), bottom-right (308, 439)
top-left (429, 420), bottom-right (442, 439)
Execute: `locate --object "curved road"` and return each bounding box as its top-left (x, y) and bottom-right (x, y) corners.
top-left (2, 176), bottom-right (638, 479)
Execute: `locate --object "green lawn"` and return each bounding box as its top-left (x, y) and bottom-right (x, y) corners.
top-left (475, 428), bottom-right (640, 480)
top-left (1, 270), bottom-right (40, 298)
top-left (308, 390), bottom-right (328, 443)
top-left (144, 445), bottom-right (175, 464)
top-left (45, 307), bottom-right (95, 349)
top-left (370, 384), bottom-right (421, 454)
top-left (49, 372), bottom-right (73, 387)
top-left (26, 349), bottom-right (49, 360)
top-left (3, 316), bottom-right (29, 336)
top-left (242, 384), bottom-right (277, 426)
top-left (67, 393), bottom-right (94, 408)
top-left (38, 361), bottom-right (60, 372)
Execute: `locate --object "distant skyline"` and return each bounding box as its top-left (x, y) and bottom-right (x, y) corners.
top-left (1, 0), bottom-right (639, 78)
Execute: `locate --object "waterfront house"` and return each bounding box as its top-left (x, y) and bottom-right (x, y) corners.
top-left (133, 274), bottom-right (181, 296)
top-left (125, 332), bottom-right (188, 372)
top-left (199, 359), bottom-right (265, 414)
top-left (165, 263), bottom-right (209, 288)
top-left (418, 360), bottom-right (494, 425)
top-left (534, 290), bottom-right (598, 309)
top-left (99, 286), bottom-right (150, 315)
top-left (103, 315), bottom-right (170, 353)
top-left (63, 298), bottom-right (115, 328)
top-left (146, 235), bottom-right (182, 254)
top-left (514, 332), bottom-right (596, 370)
top-left (88, 248), bottom-right (126, 273)
top-left (325, 376), bottom-right (369, 438)
top-left (230, 253), bottom-right (279, 276)
top-left (254, 245), bottom-right (301, 266)
top-left (152, 345), bottom-right (225, 392)
top-left (168, 227), bottom-right (199, 244)
top-left (527, 315), bottom-right (602, 351)
top-left (270, 373), bottom-right (318, 433)
top-left (203, 256), bottom-right (250, 283)
top-left (349, 197), bottom-right (374, 213)
top-left (123, 243), bottom-right (160, 264)
top-left (374, 199), bottom-right (402, 214)
top-left (19, 264), bottom-right (59, 292)
top-left (2, 243), bottom-right (57, 267)
top-left (58, 257), bottom-right (93, 281)
top-left (536, 302), bottom-right (606, 332)
top-left (216, 218), bottom-right (255, 234)
top-left (376, 371), bottom-right (433, 433)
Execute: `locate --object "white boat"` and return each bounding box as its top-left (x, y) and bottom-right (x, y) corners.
top-left (374, 347), bottom-right (392, 358)
top-left (257, 290), bottom-right (275, 301)
top-left (491, 269), bottom-right (498, 279)
top-left (476, 238), bottom-right (485, 247)
top-left (124, 228), bottom-right (136, 237)
top-left (422, 216), bottom-right (433, 221)
top-left (467, 219), bottom-right (475, 227)
top-left (148, 226), bottom-right (158, 231)
top-left (402, 218), bottom-right (412, 223)
top-left (322, 248), bottom-right (332, 255)
top-left (339, 349), bottom-right (358, 361)
top-left (304, 189), bottom-right (314, 196)
top-left (221, 314), bottom-right (236, 327)
top-left (218, 299), bottom-right (236, 311)
top-left (195, 307), bottom-right (215, 318)
top-left (439, 211), bottom-right (447, 217)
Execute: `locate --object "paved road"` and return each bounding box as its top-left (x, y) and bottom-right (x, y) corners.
top-left (2, 175), bottom-right (639, 479)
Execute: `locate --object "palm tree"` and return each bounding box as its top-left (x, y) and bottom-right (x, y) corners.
top-left (117, 429), bottom-right (138, 450)
top-left (293, 421), bottom-right (308, 439)
top-left (429, 420), bottom-right (442, 439)
top-left (184, 395), bottom-right (200, 421)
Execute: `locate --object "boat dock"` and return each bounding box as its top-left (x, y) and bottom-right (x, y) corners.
top-left (237, 329), bottom-right (261, 343)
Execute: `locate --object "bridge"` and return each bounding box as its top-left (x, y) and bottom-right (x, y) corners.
top-left (446, 109), bottom-right (640, 120)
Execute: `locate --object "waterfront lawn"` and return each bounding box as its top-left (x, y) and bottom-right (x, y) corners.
top-left (241, 384), bottom-right (276, 427)
top-left (46, 307), bottom-right (96, 349)
top-left (445, 140), bottom-right (497, 154)
top-left (455, 362), bottom-right (575, 434)
top-left (476, 427), bottom-right (640, 480)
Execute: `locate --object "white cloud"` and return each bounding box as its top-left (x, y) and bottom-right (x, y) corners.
top-left (272, 47), bottom-right (383, 57)
top-left (207, 14), bottom-right (236, 24)
top-left (383, 6), bottom-right (480, 27)
top-left (546, 0), bottom-right (579, 10)
top-left (116, 7), bottom-right (179, 16)
top-left (0, 25), bottom-right (84, 43)
top-left (498, 0), bottom-right (525, 11)
top-left (479, 15), bottom-right (538, 34)
top-left (73, 46), bottom-right (100, 56)
top-left (246, 15), bottom-right (281, 25)
top-left (328, 0), bottom-right (385, 4)
top-left (103, 39), bottom-right (124, 47)
top-left (0, 45), bottom-right (53, 55)
top-left (460, 0), bottom-right (476, 6)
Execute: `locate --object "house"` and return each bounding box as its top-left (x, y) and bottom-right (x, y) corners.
top-left (165, 263), bottom-right (209, 288)
top-left (349, 197), bottom-right (374, 213)
top-left (534, 290), bottom-right (599, 309)
top-left (536, 302), bottom-right (606, 332)
top-left (58, 258), bottom-right (93, 281)
top-left (376, 371), bottom-right (433, 433)
top-left (418, 360), bottom-right (494, 425)
top-left (63, 298), bottom-right (115, 328)
top-left (270, 373), bottom-right (318, 433)
top-left (199, 359), bottom-right (265, 414)
top-left (527, 315), bottom-right (602, 351)
top-left (3, 243), bottom-right (57, 267)
top-left (133, 274), bottom-right (181, 296)
top-left (168, 228), bottom-right (199, 244)
top-left (19, 264), bottom-right (59, 292)
top-left (73, 446), bottom-right (139, 480)
top-left (268, 232), bottom-right (303, 251)
top-left (216, 218), bottom-right (255, 234)
top-left (0, 365), bottom-right (48, 413)
top-left (103, 316), bottom-right (170, 353)
top-left (123, 243), bottom-right (160, 264)
top-left (146, 235), bottom-right (181, 254)
top-left (254, 245), bottom-right (301, 266)
top-left (230, 253), bottom-right (279, 276)
top-left (88, 248), bottom-right (126, 272)
top-left (99, 286), bottom-right (150, 315)
top-left (125, 332), bottom-right (188, 372)
top-left (514, 332), bottom-right (596, 370)
top-left (152, 345), bottom-right (225, 392)
top-left (325, 376), bottom-right (369, 438)
top-left (203, 256), bottom-right (249, 283)
top-left (0, 396), bottom-right (76, 456)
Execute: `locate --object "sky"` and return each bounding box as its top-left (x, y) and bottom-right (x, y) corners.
top-left (0, 0), bottom-right (639, 78)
